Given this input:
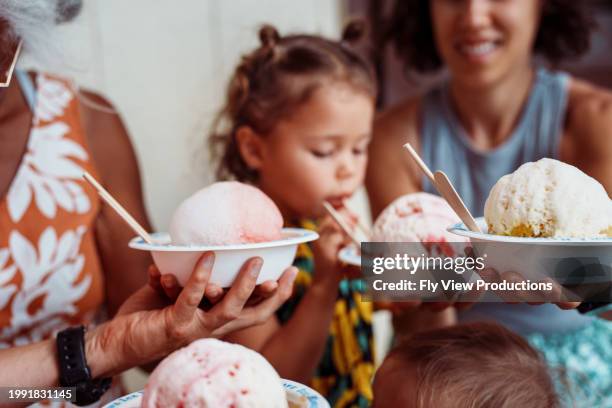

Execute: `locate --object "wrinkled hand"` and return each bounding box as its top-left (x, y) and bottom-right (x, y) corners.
top-left (87, 252), bottom-right (297, 377)
top-left (148, 263), bottom-right (281, 307)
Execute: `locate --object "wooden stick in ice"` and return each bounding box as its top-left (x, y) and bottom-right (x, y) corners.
top-left (354, 220), bottom-right (370, 239)
top-left (433, 171), bottom-right (482, 233)
top-left (341, 199), bottom-right (370, 238)
top-left (82, 172), bottom-right (155, 244)
top-left (322, 201), bottom-right (361, 247)
top-left (403, 143), bottom-right (482, 233)
top-left (403, 142), bottom-right (435, 184)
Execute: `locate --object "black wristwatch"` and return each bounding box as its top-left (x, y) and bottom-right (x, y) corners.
top-left (56, 326), bottom-right (112, 406)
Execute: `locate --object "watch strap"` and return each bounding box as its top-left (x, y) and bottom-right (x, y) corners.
top-left (56, 326), bottom-right (112, 406)
top-left (57, 326), bottom-right (90, 386)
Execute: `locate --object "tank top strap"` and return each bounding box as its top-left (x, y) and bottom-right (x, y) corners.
top-left (15, 70), bottom-right (37, 112)
top-left (528, 68), bottom-right (569, 160)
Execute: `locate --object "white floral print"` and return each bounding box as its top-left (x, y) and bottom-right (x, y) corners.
top-left (34, 75), bottom-right (73, 123)
top-left (0, 227), bottom-right (91, 344)
top-left (6, 76), bottom-right (90, 223)
top-left (0, 248), bottom-right (17, 310)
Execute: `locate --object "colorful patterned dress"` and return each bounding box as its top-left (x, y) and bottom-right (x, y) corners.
top-left (276, 220), bottom-right (375, 408)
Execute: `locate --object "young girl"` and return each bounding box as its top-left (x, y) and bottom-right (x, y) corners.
top-left (210, 23), bottom-right (377, 407)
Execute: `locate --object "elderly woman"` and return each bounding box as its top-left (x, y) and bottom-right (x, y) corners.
top-left (0, 1), bottom-right (296, 406)
top-left (367, 0), bottom-right (612, 404)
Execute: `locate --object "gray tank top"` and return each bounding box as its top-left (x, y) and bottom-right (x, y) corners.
top-left (420, 68), bottom-right (591, 335)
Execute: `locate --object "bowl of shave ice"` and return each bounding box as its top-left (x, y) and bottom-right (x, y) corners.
top-left (129, 181), bottom-right (318, 287)
top-left (340, 192), bottom-right (471, 266)
top-left (449, 158), bottom-right (612, 290)
top-left (103, 338), bottom-right (329, 408)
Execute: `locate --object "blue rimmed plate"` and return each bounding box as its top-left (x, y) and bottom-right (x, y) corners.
top-left (102, 379), bottom-right (330, 408)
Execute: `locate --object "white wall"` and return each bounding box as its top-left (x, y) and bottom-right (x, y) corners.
top-left (25, 0), bottom-right (344, 230)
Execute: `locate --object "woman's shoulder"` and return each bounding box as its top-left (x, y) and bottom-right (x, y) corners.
top-left (565, 78), bottom-right (612, 152)
top-left (567, 78), bottom-right (612, 118)
top-left (367, 97), bottom-right (424, 217)
top-left (374, 97), bottom-right (421, 142)
top-left (76, 89), bottom-right (137, 173)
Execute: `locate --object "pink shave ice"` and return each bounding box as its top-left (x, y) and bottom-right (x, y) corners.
top-left (371, 192), bottom-right (469, 255)
top-left (142, 339), bottom-right (288, 408)
top-left (169, 181), bottom-right (283, 245)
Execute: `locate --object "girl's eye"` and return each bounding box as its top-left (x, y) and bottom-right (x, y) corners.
top-left (353, 140), bottom-right (370, 155)
top-left (311, 149), bottom-right (334, 158)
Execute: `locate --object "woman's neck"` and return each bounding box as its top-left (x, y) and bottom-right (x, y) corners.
top-left (0, 76), bottom-right (24, 121)
top-left (448, 66), bottom-right (535, 150)
top-left (0, 88), bottom-right (7, 107)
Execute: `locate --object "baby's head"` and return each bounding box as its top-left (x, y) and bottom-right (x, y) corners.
top-left (211, 23), bottom-right (376, 220)
top-left (373, 322), bottom-right (558, 408)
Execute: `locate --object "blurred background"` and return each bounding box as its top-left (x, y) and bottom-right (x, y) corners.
top-left (20, 0), bottom-right (612, 232)
top-left (19, 0), bottom-right (612, 390)
top-left (21, 0), bottom-right (344, 231)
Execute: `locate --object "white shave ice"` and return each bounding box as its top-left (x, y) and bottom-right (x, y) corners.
top-left (142, 339), bottom-right (288, 408)
top-left (169, 181), bottom-right (283, 245)
top-left (485, 158), bottom-right (612, 238)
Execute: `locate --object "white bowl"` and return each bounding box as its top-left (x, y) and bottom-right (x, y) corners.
top-left (102, 379), bottom-right (330, 408)
top-left (338, 245), bottom-right (360, 267)
top-left (129, 228), bottom-right (318, 287)
top-left (448, 217), bottom-right (612, 286)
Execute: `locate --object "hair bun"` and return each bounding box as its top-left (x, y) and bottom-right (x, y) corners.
top-left (342, 20), bottom-right (367, 44)
top-left (259, 24), bottom-right (280, 48)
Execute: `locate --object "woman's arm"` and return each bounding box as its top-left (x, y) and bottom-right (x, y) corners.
top-left (562, 80), bottom-right (612, 194)
top-left (80, 90), bottom-right (153, 316)
top-left (0, 255), bottom-right (297, 407)
top-left (366, 99), bottom-right (423, 219)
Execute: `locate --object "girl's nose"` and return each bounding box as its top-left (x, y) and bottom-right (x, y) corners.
top-left (336, 151), bottom-right (355, 180)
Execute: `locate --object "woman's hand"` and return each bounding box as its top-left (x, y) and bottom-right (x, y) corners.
top-left (85, 252), bottom-right (297, 378)
top-left (149, 264), bottom-right (281, 306)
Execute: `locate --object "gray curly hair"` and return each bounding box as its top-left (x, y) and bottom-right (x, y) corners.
top-left (0, 0), bottom-right (82, 62)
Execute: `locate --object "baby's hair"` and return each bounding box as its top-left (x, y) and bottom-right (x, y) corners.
top-left (209, 21), bottom-right (376, 182)
top-left (376, 322), bottom-right (559, 408)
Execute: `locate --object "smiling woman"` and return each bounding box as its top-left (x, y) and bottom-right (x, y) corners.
top-left (387, 0), bottom-right (593, 75)
top-left (367, 0), bottom-right (612, 405)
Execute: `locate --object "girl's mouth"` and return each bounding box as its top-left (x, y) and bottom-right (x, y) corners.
top-left (326, 195), bottom-right (351, 209)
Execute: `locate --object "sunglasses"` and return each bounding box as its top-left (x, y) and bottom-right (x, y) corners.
top-left (0, 40), bottom-right (23, 88)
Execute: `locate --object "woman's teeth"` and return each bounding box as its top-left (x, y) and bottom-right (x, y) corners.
top-left (460, 42), bottom-right (498, 57)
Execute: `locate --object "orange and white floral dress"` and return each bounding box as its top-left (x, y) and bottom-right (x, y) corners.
top-left (0, 72), bottom-right (113, 407)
